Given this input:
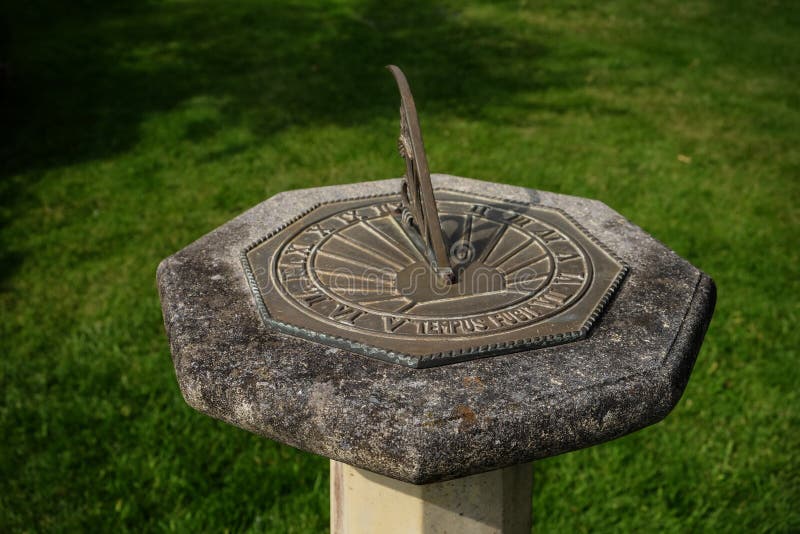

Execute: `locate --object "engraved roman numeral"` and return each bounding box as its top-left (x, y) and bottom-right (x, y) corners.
top-left (554, 272), bottom-right (585, 285)
top-left (379, 203), bottom-right (399, 215)
top-left (329, 304), bottom-right (364, 324)
top-left (383, 316), bottom-right (406, 333)
top-left (499, 210), bottom-right (531, 227)
top-left (381, 301), bottom-right (416, 332)
top-left (302, 292), bottom-right (328, 306)
top-left (285, 243), bottom-right (312, 255)
top-left (557, 253), bottom-right (580, 262)
top-left (530, 291), bottom-right (568, 309)
top-left (281, 265), bottom-right (307, 280)
top-left (307, 224), bottom-right (334, 238)
top-left (534, 229), bottom-right (563, 243)
top-left (339, 210), bottom-right (366, 223)
top-left (470, 204), bottom-right (490, 216)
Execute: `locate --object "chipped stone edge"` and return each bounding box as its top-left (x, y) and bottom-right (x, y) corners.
top-left (405, 271), bottom-right (716, 484)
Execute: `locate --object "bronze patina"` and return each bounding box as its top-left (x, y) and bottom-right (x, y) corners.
top-left (242, 66), bottom-right (628, 367)
top-left (387, 65), bottom-right (454, 283)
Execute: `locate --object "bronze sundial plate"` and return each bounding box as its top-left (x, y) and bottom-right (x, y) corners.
top-left (242, 190), bottom-right (627, 367)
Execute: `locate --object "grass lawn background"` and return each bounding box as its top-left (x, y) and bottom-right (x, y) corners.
top-left (2, 0), bottom-right (798, 531)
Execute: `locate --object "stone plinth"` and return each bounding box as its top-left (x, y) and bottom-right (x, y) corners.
top-left (157, 175), bottom-right (715, 484)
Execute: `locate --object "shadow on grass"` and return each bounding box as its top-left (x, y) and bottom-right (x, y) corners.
top-left (0, 0), bottom-right (612, 289)
top-left (0, 0), bottom-right (599, 181)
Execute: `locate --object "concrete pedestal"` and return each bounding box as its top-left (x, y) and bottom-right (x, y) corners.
top-left (330, 460), bottom-right (533, 534)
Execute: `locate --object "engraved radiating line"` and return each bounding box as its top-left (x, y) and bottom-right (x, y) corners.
top-left (294, 290), bottom-right (326, 300)
top-left (396, 300), bottom-right (419, 314)
top-left (476, 223), bottom-right (508, 264)
top-left (453, 213), bottom-right (470, 245)
top-left (384, 215), bottom-right (428, 262)
top-left (486, 235), bottom-right (533, 269)
top-left (354, 294), bottom-right (407, 306)
top-left (361, 219), bottom-right (419, 265)
top-left (335, 288), bottom-right (396, 295)
top-left (314, 268), bottom-right (396, 287)
top-left (315, 249), bottom-right (383, 270)
top-left (411, 289), bottom-right (528, 305)
top-left (376, 300), bottom-right (418, 314)
top-left (330, 232), bottom-right (405, 270)
top-left (506, 274), bottom-right (550, 287)
top-left (454, 213), bottom-right (474, 261)
top-left (502, 253), bottom-right (549, 277)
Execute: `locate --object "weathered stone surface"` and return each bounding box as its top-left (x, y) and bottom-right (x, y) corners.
top-left (157, 175), bottom-right (715, 484)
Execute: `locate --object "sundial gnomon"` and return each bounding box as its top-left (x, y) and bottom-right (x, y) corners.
top-left (243, 66), bottom-right (627, 367)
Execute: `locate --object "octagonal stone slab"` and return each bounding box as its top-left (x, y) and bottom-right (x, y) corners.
top-left (157, 175), bottom-right (715, 484)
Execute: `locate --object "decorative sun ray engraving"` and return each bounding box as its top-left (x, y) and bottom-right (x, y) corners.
top-left (357, 225), bottom-right (413, 264)
top-left (330, 232), bottom-right (407, 271)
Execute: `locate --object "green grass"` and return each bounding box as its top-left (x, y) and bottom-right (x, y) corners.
top-left (1, 0), bottom-right (798, 531)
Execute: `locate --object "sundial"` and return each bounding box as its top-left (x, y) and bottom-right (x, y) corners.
top-left (242, 66), bottom-right (628, 367)
top-left (157, 63), bottom-right (715, 532)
